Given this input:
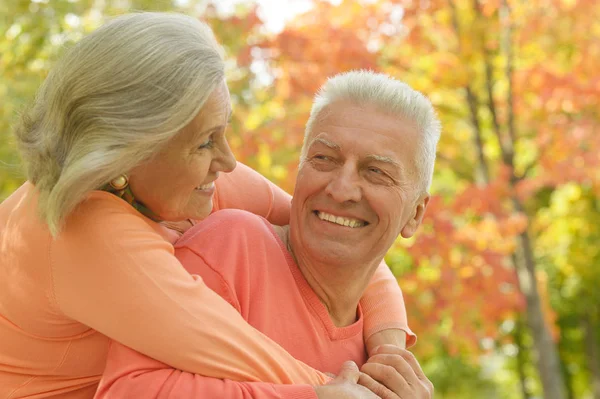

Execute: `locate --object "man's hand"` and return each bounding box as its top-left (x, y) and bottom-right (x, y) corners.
top-left (359, 345), bottom-right (433, 399)
top-left (314, 361), bottom-right (381, 399)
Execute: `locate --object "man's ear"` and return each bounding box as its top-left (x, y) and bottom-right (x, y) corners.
top-left (401, 194), bottom-right (430, 239)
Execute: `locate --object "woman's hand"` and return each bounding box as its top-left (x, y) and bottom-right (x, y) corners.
top-left (358, 345), bottom-right (434, 399)
top-left (314, 361), bottom-right (381, 399)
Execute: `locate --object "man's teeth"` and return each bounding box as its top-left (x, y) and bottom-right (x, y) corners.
top-left (317, 211), bottom-right (365, 228)
top-left (196, 183), bottom-right (214, 190)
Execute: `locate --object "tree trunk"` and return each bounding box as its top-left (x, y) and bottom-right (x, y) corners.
top-left (497, 0), bottom-right (567, 395)
top-left (512, 197), bottom-right (566, 399)
top-left (514, 313), bottom-right (531, 399)
top-left (582, 314), bottom-right (600, 398)
top-left (453, 1), bottom-right (567, 395)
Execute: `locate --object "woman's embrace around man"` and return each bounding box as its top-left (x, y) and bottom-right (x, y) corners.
top-left (0, 12), bottom-right (438, 399)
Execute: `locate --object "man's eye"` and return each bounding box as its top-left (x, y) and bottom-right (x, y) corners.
top-left (309, 154), bottom-right (337, 171)
top-left (368, 167), bottom-right (384, 175)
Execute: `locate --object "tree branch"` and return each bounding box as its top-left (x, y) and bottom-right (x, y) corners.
top-left (516, 160), bottom-right (537, 182)
top-left (449, 0), bottom-right (490, 184)
top-left (500, 0), bottom-right (517, 159)
top-left (435, 153), bottom-right (476, 182)
top-left (472, 0), bottom-right (512, 167)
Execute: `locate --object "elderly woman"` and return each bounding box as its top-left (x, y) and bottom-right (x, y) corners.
top-left (95, 71), bottom-right (439, 399)
top-left (0, 12), bottom-right (414, 399)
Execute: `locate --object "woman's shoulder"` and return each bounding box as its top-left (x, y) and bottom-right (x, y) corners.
top-left (65, 190), bottom-right (159, 234)
top-left (2, 183), bottom-right (164, 243)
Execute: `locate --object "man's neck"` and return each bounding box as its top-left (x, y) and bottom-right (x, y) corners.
top-left (280, 226), bottom-right (380, 327)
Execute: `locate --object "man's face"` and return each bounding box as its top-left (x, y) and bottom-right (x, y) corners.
top-left (290, 101), bottom-right (429, 268)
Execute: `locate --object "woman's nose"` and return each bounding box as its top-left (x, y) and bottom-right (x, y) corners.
top-left (214, 139), bottom-right (237, 173)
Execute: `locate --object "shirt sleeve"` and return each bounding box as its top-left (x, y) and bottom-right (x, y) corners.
top-left (213, 162), bottom-right (292, 226)
top-left (95, 342), bottom-right (317, 399)
top-left (360, 260), bottom-right (417, 348)
top-left (50, 194), bottom-right (328, 385)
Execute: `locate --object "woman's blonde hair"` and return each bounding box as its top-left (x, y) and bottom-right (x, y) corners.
top-left (15, 12), bottom-right (225, 236)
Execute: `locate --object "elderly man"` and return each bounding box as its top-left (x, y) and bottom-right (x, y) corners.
top-left (95, 70), bottom-right (440, 399)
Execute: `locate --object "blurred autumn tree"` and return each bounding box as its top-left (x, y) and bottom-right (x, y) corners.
top-left (1, 0), bottom-right (599, 398)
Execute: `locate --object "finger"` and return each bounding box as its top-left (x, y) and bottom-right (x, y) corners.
top-left (397, 350), bottom-right (428, 382)
top-left (361, 361), bottom-right (410, 397)
top-left (368, 353), bottom-right (423, 391)
top-left (389, 351), bottom-right (434, 398)
top-left (358, 371), bottom-right (398, 399)
top-left (333, 360), bottom-right (361, 384)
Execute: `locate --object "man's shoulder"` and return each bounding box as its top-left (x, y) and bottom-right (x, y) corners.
top-left (174, 210), bottom-right (285, 298)
top-left (175, 209), bottom-right (274, 252)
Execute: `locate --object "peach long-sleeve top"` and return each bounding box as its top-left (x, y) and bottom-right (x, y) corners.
top-left (96, 209), bottom-right (372, 399)
top-left (0, 163), bottom-right (413, 399)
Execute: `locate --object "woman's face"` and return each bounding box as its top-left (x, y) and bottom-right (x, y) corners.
top-left (129, 81), bottom-right (236, 221)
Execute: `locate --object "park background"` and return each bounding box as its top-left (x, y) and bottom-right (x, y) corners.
top-left (0, 0), bottom-right (598, 398)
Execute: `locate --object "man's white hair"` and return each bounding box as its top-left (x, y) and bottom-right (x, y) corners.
top-left (14, 12), bottom-right (225, 235)
top-left (302, 70), bottom-right (441, 194)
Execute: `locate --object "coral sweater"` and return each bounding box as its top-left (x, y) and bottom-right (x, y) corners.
top-left (0, 163), bottom-right (413, 399)
top-left (96, 209), bottom-right (374, 399)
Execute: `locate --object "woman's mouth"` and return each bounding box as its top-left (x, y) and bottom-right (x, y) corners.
top-left (195, 182), bottom-right (214, 191)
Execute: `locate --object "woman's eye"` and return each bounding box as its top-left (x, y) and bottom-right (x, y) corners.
top-left (198, 136), bottom-right (214, 150)
top-left (314, 155), bottom-right (330, 161)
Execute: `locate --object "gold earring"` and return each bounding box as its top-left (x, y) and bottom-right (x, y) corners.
top-left (109, 175), bottom-right (129, 190)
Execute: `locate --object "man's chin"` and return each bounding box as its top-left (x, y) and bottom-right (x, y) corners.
top-left (304, 239), bottom-right (366, 265)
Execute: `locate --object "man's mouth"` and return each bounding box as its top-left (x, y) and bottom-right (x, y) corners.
top-left (314, 211), bottom-right (368, 228)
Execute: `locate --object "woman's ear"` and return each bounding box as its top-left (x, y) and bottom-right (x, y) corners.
top-left (401, 194), bottom-right (430, 239)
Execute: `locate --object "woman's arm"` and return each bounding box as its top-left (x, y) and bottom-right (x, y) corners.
top-left (215, 162), bottom-right (417, 351)
top-left (362, 262), bottom-right (417, 352)
top-left (51, 193), bottom-right (328, 385)
top-left (95, 342), bottom-right (317, 399)
top-left (213, 162), bottom-right (291, 226)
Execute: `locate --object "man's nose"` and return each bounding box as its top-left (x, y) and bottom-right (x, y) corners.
top-left (324, 164), bottom-right (362, 204)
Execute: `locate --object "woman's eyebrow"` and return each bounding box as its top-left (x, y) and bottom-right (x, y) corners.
top-left (195, 112), bottom-right (232, 139)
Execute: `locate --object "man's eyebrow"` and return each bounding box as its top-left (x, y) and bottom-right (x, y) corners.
top-left (366, 154), bottom-right (403, 170)
top-left (308, 137), bottom-right (341, 151)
